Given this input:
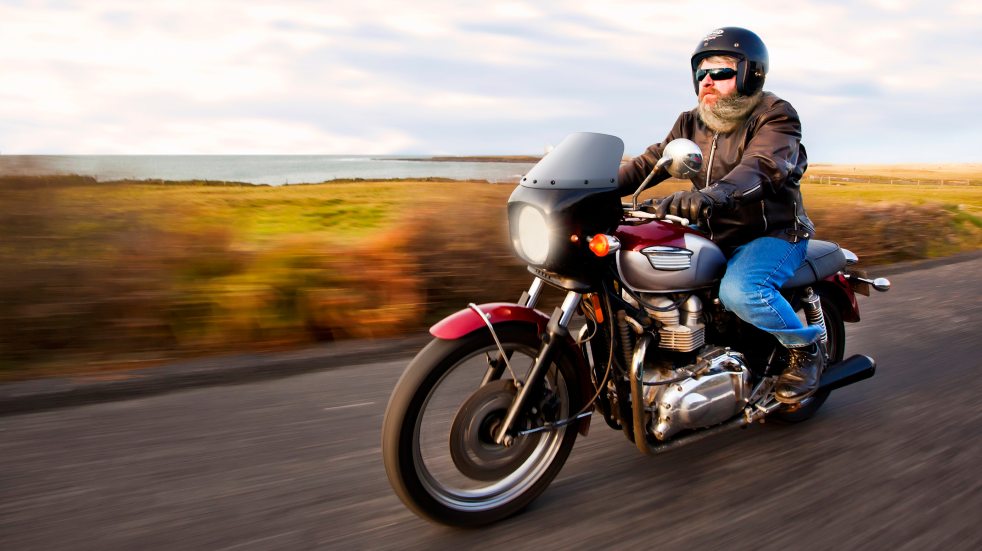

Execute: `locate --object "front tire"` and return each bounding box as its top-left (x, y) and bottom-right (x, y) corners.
top-left (382, 324), bottom-right (581, 527)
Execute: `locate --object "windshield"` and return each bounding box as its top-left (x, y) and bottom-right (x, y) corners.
top-left (521, 132), bottom-right (623, 190)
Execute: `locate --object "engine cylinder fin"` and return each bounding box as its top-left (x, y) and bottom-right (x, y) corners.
top-left (658, 324), bottom-right (705, 353)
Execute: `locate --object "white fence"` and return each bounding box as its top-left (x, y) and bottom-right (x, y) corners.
top-left (807, 175), bottom-right (977, 186)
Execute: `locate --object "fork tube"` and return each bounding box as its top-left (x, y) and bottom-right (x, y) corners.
top-left (494, 292), bottom-right (582, 445)
top-left (520, 277), bottom-right (545, 308)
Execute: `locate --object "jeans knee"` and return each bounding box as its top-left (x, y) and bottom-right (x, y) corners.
top-left (718, 276), bottom-right (747, 314)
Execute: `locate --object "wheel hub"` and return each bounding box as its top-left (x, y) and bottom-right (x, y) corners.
top-left (449, 380), bottom-right (538, 481)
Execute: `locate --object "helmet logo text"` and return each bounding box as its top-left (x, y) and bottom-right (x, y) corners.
top-left (703, 29), bottom-right (725, 43)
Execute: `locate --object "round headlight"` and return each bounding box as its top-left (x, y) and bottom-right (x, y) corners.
top-left (517, 206), bottom-right (550, 264)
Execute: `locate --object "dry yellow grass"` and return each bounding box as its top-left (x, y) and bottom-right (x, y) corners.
top-left (1, 172), bottom-right (979, 380)
top-left (809, 163), bottom-right (982, 182)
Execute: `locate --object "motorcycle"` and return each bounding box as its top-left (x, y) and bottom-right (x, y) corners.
top-left (381, 132), bottom-right (891, 527)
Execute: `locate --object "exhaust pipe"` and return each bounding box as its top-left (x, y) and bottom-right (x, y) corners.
top-left (819, 354), bottom-right (876, 392)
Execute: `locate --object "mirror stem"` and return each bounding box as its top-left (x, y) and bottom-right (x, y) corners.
top-left (631, 157), bottom-right (670, 210)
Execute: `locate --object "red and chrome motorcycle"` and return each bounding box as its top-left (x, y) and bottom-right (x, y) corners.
top-left (381, 133), bottom-right (890, 527)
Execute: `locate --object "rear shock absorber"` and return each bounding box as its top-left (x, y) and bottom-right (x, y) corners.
top-left (802, 287), bottom-right (828, 352)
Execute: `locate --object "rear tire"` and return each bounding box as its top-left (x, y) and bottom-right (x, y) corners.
top-left (381, 324), bottom-right (581, 527)
top-left (773, 293), bottom-right (845, 423)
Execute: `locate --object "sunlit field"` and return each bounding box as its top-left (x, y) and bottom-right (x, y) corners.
top-left (1, 170), bottom-right (979, 380)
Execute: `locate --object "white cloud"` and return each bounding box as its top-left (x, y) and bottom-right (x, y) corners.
top-left (0, 0), bottom-right (979, 160)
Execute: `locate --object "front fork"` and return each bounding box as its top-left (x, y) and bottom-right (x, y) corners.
top-left (491, 279), bottom-right (582, 446)
top-left (480, 278), bottom-right (546, 385)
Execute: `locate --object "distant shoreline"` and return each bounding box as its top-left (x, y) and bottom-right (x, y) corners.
top-left (394, 155), bottom-right (541, 163)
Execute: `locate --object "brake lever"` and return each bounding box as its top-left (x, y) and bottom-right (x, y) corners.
top-left (625, 205), bottom-right (691, 226)
top-left (664, 214), bottom-right (690, 225)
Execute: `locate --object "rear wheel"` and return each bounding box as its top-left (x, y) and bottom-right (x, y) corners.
top-left (773, 293), bottom-right (845, 423)
top-left (381, 325), bottom-right (581, 527)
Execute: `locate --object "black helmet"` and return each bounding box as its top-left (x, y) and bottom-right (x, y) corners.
top-left (690, 27), bottom-right (768, 96)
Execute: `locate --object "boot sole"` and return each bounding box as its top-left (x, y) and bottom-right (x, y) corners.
top-left (774, 387), bottom-right (818, 405)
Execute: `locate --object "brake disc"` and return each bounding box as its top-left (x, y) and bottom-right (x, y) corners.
top-left (448, 379), bottom-right (538, 481)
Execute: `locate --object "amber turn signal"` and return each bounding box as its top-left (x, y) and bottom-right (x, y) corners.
top-left (588, 234), bottom-right (620, 257)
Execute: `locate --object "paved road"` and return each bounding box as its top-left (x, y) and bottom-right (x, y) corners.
top-left (2, 259), bottom-right (981, 550)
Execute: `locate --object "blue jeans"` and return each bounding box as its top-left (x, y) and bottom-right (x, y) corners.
top-left (718, 237), bottom-right (822, 349)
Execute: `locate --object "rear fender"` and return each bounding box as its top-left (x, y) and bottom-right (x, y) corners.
top-left (430, 302), bottom-right (594, 436)
top-left (815, 273), bottom-right (860, 323)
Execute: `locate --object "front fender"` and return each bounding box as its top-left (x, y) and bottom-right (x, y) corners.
top-left (430, 302), bottom-right (549, 339)
top-left (430, 302), bottom-right (594, 436)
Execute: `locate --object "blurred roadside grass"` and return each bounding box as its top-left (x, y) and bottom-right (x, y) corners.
top-left (1, 174), bottom-right (979, 380)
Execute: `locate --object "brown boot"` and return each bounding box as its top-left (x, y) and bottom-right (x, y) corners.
top-left (775, 343), bottom-right (825, 404)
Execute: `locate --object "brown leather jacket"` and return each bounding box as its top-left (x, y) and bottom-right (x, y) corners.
top-left (618, 92), bottom-right (815, 254)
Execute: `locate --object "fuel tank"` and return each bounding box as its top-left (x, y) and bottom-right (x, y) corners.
top-left (615, 221), bottom-right (726, 292)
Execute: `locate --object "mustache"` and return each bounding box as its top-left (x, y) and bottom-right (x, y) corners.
top-left (698, 86), bottom-right (720, 101)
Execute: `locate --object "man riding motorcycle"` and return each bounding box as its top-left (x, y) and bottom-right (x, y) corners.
top-left (617, 27), bottom-right (823, 404)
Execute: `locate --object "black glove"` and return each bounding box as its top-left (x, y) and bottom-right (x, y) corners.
top-left (655, 190), bottom-right (714, 221)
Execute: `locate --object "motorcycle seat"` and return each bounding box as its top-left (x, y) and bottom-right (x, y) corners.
top-left (781, 240), bottom-right (846, 289)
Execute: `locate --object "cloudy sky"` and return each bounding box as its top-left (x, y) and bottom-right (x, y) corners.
top-left (1, 0), bottom-right (979, 162)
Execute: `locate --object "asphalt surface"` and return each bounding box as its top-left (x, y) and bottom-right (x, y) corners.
top-left (2, 256), bottom-right (981, 550)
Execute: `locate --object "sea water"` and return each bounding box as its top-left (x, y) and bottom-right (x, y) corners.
top-left (0, 155), bottom-right (536, 185)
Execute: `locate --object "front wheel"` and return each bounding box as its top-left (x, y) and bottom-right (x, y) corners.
top-left (382, 324), bottom-right (581, 527)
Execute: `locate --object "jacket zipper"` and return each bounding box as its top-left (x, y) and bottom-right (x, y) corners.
top-left (704, 133), bottom-right (719, 241)
top-left (705, 132), bottom-right (719, 188)
top-left (761, 200), bottom-right (768, 232)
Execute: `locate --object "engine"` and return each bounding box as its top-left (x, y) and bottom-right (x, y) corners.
top-left (643, 294), bottom-right (706, 352)
top-left (642, 346), bottom-right (750, 441)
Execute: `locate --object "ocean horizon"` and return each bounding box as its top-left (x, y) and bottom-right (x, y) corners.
top-left (0, 155), bottom-right (537, 185)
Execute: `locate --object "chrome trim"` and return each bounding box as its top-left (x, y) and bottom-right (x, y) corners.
top-left (641, 246), bottom-right (693, 271)
top-left (494, 292), bottom-right (582, 446)
top-left (851, 275), bottom-right (891, 292)
top-left (629, 333), bottom-right (655, 455)
top-left (524, 278), bottom-right (544, 308)
top-left (744, 399), bottom-right (784, 424)
top-left (744, 376), bottom-right (778, 408)
top-left (558, 292), bottom-right (582, 328)
top-left (630, 338), bottom-right (762, 455)
top-left (604, 235), bottom-right (622, 254)
top-left (663, 214), bottom-right (689, 225)
top-left (802, 287), bottom-right (828, 352)
top-left (842, 248), bottom-right (859, 265)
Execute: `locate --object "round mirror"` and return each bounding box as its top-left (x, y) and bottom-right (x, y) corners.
top-left (659, 139), bottom-right (703, 179)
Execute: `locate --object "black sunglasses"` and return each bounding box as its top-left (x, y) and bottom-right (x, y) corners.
top-left (695, 67), bottom-right (737, 82)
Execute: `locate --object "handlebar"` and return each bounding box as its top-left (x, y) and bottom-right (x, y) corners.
top-left (621, 201), bottom-right (711, 226)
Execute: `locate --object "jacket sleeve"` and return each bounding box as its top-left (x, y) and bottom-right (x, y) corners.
top-left (616, 113), bottom-right (687, 197)
top-left (705, 100), bottom-right (802, 207)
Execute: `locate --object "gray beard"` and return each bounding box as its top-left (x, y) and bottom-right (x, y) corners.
top-left (697, 91), bottom-right (763, 133)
